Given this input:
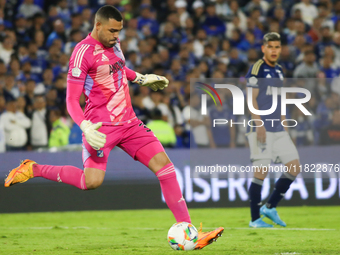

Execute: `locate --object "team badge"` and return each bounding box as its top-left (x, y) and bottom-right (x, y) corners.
top-left (249, 76), bottom-right (258, 86)
top-left (97, 150), bottom-right (104, 158)
top-left (72, 67), bottom-right (81, 77)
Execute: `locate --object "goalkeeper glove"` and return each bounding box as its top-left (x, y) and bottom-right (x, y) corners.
top-left (133, 72), bottom-right (169, 91)
top-left (80, 120), bottom-right (106, 151)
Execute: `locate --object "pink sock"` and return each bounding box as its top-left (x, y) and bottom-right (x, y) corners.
top-left (156, 163), bottom-right (191, 223)
top-left (33, 165), bottom-right (87, 190)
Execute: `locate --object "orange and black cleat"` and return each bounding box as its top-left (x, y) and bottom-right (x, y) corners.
top-left (194, 223), bottom-right (224, 250)
top-left (4, 159), bottom-right (36, 187)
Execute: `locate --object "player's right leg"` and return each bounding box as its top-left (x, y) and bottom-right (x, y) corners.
top-left (247, 132), bottom-right (273, 228)
top-left (130, 122), bottom-right (224, 250)
top-left (137, 145), bottom-right (224, 249)
top-left (248, 162), bottom-right (273, 228)
top-left (4, 159), bottom-right (105, 190)
top-left (5, 134), bottom-right (110, 189)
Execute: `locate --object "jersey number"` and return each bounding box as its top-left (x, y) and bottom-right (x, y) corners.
top-left (139, 122), bottom-right (151, 132)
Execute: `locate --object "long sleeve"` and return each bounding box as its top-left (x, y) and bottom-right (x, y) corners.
top-left (16, 112), bottom-right (31, 129)
top-left (124, 66), bottom-right (137, 81)
top-left (66, 43), bottom-right (92, 126)
top-left (66, 81), bottom-right (85, 126)
top-left (1, 113), bottom-right (18, 131)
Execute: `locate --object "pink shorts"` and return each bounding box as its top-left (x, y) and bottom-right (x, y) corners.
top-left (82, 119), bottom-right (164, 171)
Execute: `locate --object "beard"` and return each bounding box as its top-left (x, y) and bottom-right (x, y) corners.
top-left (98, 32), bottom-right (117, 48)
top-left (107, 41), bottom-right (116, 48)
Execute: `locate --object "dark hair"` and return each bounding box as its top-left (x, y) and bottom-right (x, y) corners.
top-left (318, 3), bottom-right (328, 9)
top-left (26, 79), bottom-right (36, 84)
top-left (71, 13), bottom-right (81, 18)
top-left (263, 32), bottom-right (281, 45)
top-left (50, 108), bottom-right (61, 117)
top-left (28, 41), bottom-right (37, 47)
top-left (96, 5), bottom-right (123, 22)
top-left (55, 75), bottom-right (64, 81)
top-left (33, 13), bottom-right (45, 20)
top-left (70, 29), bottom-right (81, 37)
top-left (304, 51), bottom-right (314, 56)
top-left (151, 108), bottom-right (163, 120)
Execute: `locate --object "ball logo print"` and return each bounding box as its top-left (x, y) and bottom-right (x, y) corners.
top-left (167, 222), bottom-right (198, 251)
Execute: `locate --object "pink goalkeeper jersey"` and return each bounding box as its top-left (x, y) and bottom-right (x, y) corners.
top-left (67, 34), bottom-right (137, 126)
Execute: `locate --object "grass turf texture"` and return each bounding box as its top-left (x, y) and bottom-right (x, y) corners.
top-left (0, 206), bottom-right (339, 255)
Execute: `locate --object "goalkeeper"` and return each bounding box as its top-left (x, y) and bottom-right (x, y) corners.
top-left (5, 5), bottom-right (223, 249)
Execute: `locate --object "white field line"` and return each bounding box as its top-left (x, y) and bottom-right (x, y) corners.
top-left (221, 227), bottom-right (336, 231)
top-left (0, 227), bottom-right (336, 231)
top-left (275, 253), bottom-right (301, 255)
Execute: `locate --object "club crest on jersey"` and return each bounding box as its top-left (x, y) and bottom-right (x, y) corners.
top-left (97, 150), bottom-right (104, 158)
top-left (93, 44), bottom-right (104, 55)
top-left (72, 67), bottom-right (81, 77)
top-left (249, 76), bottom-right (258, 86)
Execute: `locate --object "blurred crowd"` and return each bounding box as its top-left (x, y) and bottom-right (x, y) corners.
top-left (0, 0), bottom-right (340, 152)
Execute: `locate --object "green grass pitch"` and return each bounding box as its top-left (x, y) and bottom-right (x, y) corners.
top-left (0, 206), bottom-right (339, 254)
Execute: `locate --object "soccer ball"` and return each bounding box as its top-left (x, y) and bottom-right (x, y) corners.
top-left (167, 222), bottom-right (199, 250)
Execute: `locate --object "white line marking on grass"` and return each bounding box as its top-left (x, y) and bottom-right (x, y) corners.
top-left (2, 227), bottom-right (336, 231)
top-left (4, 226), bottom-right (91, 230)
top-left (214, 227), bottom-right (336, 231)
top-left (127, 228), bottom-right (165, 230)
top-left (275, 253), bottom-right (301, 255)
top-left (2, 226), bottom-right (164, 230)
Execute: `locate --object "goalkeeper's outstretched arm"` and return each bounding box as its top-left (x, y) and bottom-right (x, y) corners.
top-left (124, 66), bottom-right (169, 91)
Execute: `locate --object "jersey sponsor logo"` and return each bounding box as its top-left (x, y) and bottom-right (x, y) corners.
top-left (142, 124), bottom-right (151, 132)
top-left (102, 54), bottom-right (109, 62)
top-left (109, 59), bottom-right (125, 75)
top-left (266, 86), bottom-right (282, 95)
top-left (266, 74), bottom-right (272, 78)
top-left (97, 150), bottom-right (104, 158)
top-left (71, 67), bottom-right (82, 77)
top-left (264, 69), bottom-right (270, 71)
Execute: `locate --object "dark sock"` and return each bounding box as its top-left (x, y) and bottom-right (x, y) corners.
top-left (249, 178), bottom-right (263, 222)
top-left (266, 172), bottom-right (295, 209)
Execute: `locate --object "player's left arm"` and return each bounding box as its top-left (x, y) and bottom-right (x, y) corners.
top-left (124, 66), bottom-right (169, 91)
top-left (67, 44), bottom-right (106, 150)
